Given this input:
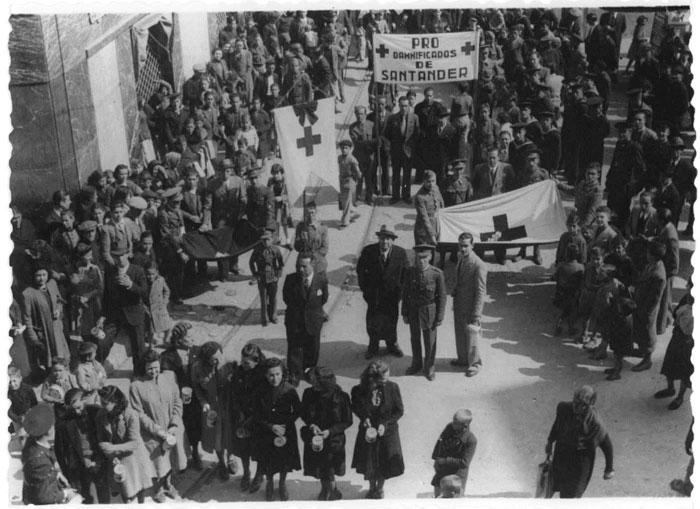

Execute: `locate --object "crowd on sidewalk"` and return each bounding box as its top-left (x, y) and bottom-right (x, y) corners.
top-left (7, 8), bottom-right (696, 504)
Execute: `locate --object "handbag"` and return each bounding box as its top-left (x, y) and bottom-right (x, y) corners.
top-left (535, 454), bottom-right (554, 498)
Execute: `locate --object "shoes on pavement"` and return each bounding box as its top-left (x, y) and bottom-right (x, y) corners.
top-left (387, 345), bottom-right (404, 357)
top-left (425, 368), bottom-right (435, 381)
top-left (670, 479), bottom-right (692, 496)
top-left (218, 463), bottom-right (230, 481)
top-left (365, 489), bottom-right (376, 499)
top-left (669, 397), bottom-right (684, 410)
top-left (605, 371), bottom-right (621, 381)
top-left (466, 365), bottom-right (480, 377)
top-left (533, 254), bottom-right (543, 265)
top-left (317, 488), bottom-right (330, 501)
top-left (269, 316), bottom-right (278, 324)
top-left (189, 456), bottom-right (203, 471)
top-left (152, 490), bottom-right (168, 503)
top-left (279, 483), bottom-right (289, 501)
top-left (654, 388), bottom-right (676, 399)
top-left (405, 365), bottom-right (422, 376)
top-left (265, 481), bottom-right (275, 501)
top-left (329, 488), bottom-right (342, 501)
top-left (240, 473), bottom-right (251, 492)
top-left (248, 475), bottom-right (263, 494)
top-left (631, 357), bottom-right (652, 372)
top-left (165, 486), bottom-right (181, 500)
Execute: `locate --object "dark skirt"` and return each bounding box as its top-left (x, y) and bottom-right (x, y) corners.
top-left (351, 423), bottom-right (405, 481)
top-left (301, 427), bottom-right (347, 479)
top-left (660, 326), bottom-right (694, 382)
top-left (254, 425), bottom-right (301, 475)
top-left (182, 395), bottom-right (202, 446)
top-left (552, 444), bottom-right (596, 498)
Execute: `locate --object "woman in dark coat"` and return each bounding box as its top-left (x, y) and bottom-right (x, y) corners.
top-left (654, 282), bottom-right (694, 410)
top-left (230, 343), bottom-right (267, 492)
top-left (545, 385), bottom-right (615, 498)
top-left (351, 360), bottom-right (405, 499)
top-left (300, 366), bottom-right (353, 501)
top-left (253, 357), bottom-right (301, 502)
top-left (159, 322), bottom-right (203, 470)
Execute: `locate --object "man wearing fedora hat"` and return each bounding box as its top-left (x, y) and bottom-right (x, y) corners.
top-left (357, 225), bottom-right (409, 359)
top-left (22, 404), bottom-right (78, 504)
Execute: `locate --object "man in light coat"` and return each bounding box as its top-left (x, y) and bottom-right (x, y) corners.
top-left (451, 232), bottom-right (487, 377)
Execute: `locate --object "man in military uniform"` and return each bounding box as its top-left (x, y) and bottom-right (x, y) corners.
top-left (414, 170), bottom-right (444, 246)
top-left (441, 160), bottom-right (473, 207)
top-left (349, 105), bottom-right (376, 204)
top-left (294, 201), bottom-right (329, 274)
top-left (514, 147), bottom-right (550, 265)
top-left (245, 168), bottom-right (276, 234)
top-left (249, 229), bottom-right (285, 326)
top-left (402, 244), bottom-right (447, 381)
top-left (156, 187), bottom-right (188, 304)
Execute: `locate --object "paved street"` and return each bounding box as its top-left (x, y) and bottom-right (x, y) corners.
top-left (7, 19), bottom-right (696, 506)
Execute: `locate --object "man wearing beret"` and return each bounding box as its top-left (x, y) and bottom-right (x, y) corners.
top-left (357, 225), bottom-right (409, 359)
top-left (22, 404), bottom-right (79, 504)
top-left (402, 245), bottom-right (446, 381)
top-left (156, 188), bottom-right (188, 304)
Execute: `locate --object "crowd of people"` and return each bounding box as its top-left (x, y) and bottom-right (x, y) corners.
top-left (7, 7), bottom-right (696, 503)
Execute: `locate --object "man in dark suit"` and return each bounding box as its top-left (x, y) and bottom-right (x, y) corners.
top-left (181, 169), bottom-right (212, 279)
top-left (310, 47), bottom-right (334, 101)
top-left (414, 87), bottom-right (446, 183)
top-left (356, 225), bottom-right (409, 360)
top-left (387, 96), bottom-right (420, 203)
top-left (253, 58), bottom-right (282, 105)
top-left (103, 246), bottom-right (149, 374)
top-left (282, 252), bottom-right (329, 386)
top-left (367, 96), bottom-right (391, 196)
top-left (626, 191), bottom-right (659, 239)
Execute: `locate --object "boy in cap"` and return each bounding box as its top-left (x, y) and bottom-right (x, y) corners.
top-left (431, 409), bottom-right (477, 497)
top-left (21, 404), bottom-right (79, 504)
top-left (402, 245), bottom-right (446, 381)
top-left (249, 229), bottom-right (285, 326)
top-left (337, 139), bottom-right (361, 228)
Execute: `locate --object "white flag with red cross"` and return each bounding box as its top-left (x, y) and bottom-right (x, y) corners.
top-left (274, 98), bottom-right (339, 205)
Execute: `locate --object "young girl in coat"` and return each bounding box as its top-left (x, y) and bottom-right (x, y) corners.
top-left (301, 366), bottom-right (353, 501)
top-left (253, 357), bottom-right (301, 501)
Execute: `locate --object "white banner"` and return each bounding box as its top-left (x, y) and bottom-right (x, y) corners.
top-left (274, 98), bottom-right (340, 205)
top-left (437, 180), bottom-right (567, 244)
top-left (374, 32), bottom-right (479, 84)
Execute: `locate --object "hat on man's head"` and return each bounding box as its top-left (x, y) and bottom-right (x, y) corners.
top-left (127, 196), bottom-right (147, 211)
top-left (413, 244), bottom-right (435, 255)
top-left (260, 230), bottom-right (273, 240)
top-left (437, 110), bottom-right (451, 118)
top-left (447, 159), bottom-right (467, 173)
top-left (193, 63), bottom-right (206, 73)
top-left (524, 146), bottom-right (542, 157)
top-left (162, 186), bottom-right (182, 198)
top-left (142, 189), bottom-right (160, 200)
top-left (221, 158), bottom-right (236, 170)
top-left (78, 341), bottom-right (98, 356)
top-left (586, 96), bottom-right (603, 107)
top-left (376, 224), bottom-right (398, 239)
top-left (75, 242), bottom-right (93, 257)
top-left (246, 168), bottom-right (261, 179)
top-left (23, 404), bottom-right (55, 437)
top-left (77, 220), bottom-right (97, 233)
top-left (670, 136), bottom-right (686, 149)
top-left (290, 42), bottom-right (303, 50)
top-left (536, 110), bottom-right (555, 119)
top-left (511, 122), bottom-right (528, 130)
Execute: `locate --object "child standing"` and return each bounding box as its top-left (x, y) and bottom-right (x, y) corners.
top-left (337, 139), bottom-right (361, 229)
top-left (249, 230), bottom-right (284, 326)
top-left (253, 357), bottom-right (301, 501)
top-left (554, 213), bottom-right (588, 265)
top-left (145, 261), bottom-right (174, 345)
top-left (552, 243), bottom-right (585, 337)
top-left (40, 357), bottom-right (76, 404)
top-left (267, 164), bottom-right (292, 247)
top-left (8, 365), bottom-right (37, 436)
top-left (73, 341), bottom-right (106, 405)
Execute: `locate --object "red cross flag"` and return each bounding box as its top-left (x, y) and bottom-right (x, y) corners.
top-left (274, 98), bottom-right (339, 205)
top-left (373, 32), bottom-right (479, 84)
top-left (437, 181), bottom-right (567, 244)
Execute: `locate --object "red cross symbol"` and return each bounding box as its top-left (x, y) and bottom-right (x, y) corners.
top-left (480, 214), bottom-right (527, 242)
top-left (461, 41), bottom-right (476, 56)
top-left (296, 125), bottom-right (322, 157)
top-left (375, 44), bottom-right (390, 58)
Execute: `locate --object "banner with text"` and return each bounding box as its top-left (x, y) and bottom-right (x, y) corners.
top-left (373, 31), bottom-right (479, 84)
top-left (437, 180), bottom-right (567, 244)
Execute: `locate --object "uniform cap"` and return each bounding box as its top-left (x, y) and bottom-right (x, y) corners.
top-left (127, 196), bottom-right (148, 210)
top-left (586, 96), bottom-right (603, 107)
top-left (110, 245), bottom-right (129, 257)
top-left (77, 220), bottom-right (97, 232)
top-left (669, 136), bottom-right (686, 148)
top-left (23, 404), bottom-right (55, 437)
top-left (413, 244), bottom-right (435, 253)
